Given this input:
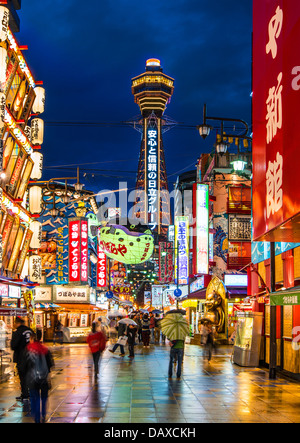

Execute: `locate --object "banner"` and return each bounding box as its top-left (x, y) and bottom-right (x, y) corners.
top-left (175, 216), bottom-right (189, 285)
top-left (23, 290), bottom-right (36, 332)
top-left (252, 0), bottom-right (300, 241)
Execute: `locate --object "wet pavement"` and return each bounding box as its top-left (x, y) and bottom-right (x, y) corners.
top-left (1, 342), bottom-right (300, 423)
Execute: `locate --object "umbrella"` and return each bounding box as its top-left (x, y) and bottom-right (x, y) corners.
top-left (118, 318), bottom-right (137, 326)
top-left (159, 313), bottom-right (189, 341)
top-left (107, 310), bottom-right (126, 318)
top-left (165, 309), bottom-right (186, 316)
top-left (151, 309), bottom-right (163, 314)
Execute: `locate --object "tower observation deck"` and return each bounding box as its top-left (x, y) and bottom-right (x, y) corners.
top-left (131, 59), bottom-right (174, 236)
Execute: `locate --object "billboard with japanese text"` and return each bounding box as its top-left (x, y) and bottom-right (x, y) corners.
top-left (253, 0), bottom-right (300, 242)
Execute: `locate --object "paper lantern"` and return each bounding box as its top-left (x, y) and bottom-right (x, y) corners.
top-left (98, 223), bottom-right (154, 264)
top-left (0, 7), bottom-right (9, 43)
top-left (29, 254), bottom-right (42, 283)
top-left (31, 118), bottom-right (44, 146)
top-left (0, 46), bottom-right (7, 86)
top-left (29, 186), bottom-right (43, 215)
top-left (30, 221), bottom-right (42, 249)
top-left (32, 87), bottom-right (45, 114)
top-left (30, 151), bottom-right (43, 180)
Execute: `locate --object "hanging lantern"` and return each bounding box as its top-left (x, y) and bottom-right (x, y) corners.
top-left (32, 87), bottom-right (45, 114)
top-left (30, 221), bottom-right (42, 249)
top-left (98, 223), bottom-right (154, 265)
top-left (0, 7), bottom-right (9, 43)
top-left (29, 254), bottom-right (42, 283)
top-left (31, 118), bottom-right (44, 145)
top-left (29, 185), bottom-right (43, 215)
top-left (30, 151), bottom-right (43, 180)
top-left (0, 46), bottom-right (7, 87)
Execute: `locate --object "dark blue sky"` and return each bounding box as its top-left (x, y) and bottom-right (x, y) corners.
top-left (17, 0), bottom-right (252, 195)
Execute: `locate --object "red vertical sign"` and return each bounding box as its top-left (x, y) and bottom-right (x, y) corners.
top-left (80, 220), bottom-right (88, 282)
top-left (69, 220), bottom-right (80, 282)
top-left (253, 0), bottom-right (300, 241)
top-left (97, 245), bottom-right (107, 288)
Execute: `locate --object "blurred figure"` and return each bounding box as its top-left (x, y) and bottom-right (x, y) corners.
top-left (204, 323), bottom-right (214, 361)
top-left (109, 317), bottom-right (127, 356)
top-left (25, 329), bottom-right (54, 423)
top-left (154, 314), bottom-right (161, 343)
top-left (53, 320), bottom-right (63, 346)
top-left (127, 324), bottom-right (137, 359)
top-left (149, 312), bottom-right (155, 343)
top-left (87, 322), bottom-right (107, 381)
top-left (141, 314), bottom-right (151, 348)
top-left (168, 339), bottom-right (184, 380)
top-left (11, 317), bottom-right (34, 402)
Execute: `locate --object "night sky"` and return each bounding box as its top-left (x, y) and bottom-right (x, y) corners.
top-left (17, 0), bottom-right (252, 199)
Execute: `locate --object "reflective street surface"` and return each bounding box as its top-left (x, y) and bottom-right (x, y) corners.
top-left (1, 343), bottom-right (300, 423)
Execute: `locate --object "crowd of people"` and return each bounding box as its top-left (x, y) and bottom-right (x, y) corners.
top-left (8, 310), bottom-right (217, 423)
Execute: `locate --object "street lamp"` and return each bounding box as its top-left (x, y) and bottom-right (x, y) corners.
top-left (197, 103), bottom-right (251, 155)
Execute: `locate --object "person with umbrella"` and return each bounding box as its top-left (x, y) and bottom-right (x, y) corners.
top-left (109, 316), bottom-right (127, 357)
top-left (121, 318), bottom-right (138, 359)
top-left (159, 313), bottom-right (189, 380)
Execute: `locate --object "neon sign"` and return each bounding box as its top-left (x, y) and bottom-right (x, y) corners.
top-left (147, 127), bottom-right (158, 230)
top-left (195, 184), bottom-right (209, 275)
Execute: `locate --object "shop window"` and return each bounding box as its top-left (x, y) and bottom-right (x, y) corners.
top-left (6, 69), bottom-right (21, 109)
top-left (228, 241), bottom-right (251, 269)
top-left (275, 253), bottom-right (283, 284)
top-left (294, 247), bottom-right (300, 280)
top-left (228, 185), bottom-right (251, 212)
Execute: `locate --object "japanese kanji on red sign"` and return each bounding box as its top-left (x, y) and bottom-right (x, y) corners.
top-left (97, 244), bottom-right (107, 288)
top-left (252, 0), bottom-right (300, 242)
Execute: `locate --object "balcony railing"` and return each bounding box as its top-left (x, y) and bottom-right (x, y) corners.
top-left (227, 199), bottom-right (251, 214)
top-left (227, 255), bottom-right (251, 270)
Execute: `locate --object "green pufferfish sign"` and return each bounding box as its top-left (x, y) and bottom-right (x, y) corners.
top-left (98, 224), bottom-right (154, 264)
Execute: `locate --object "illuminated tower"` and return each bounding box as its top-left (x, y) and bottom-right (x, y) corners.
top-left (131, 59), bottom-right (174, 235)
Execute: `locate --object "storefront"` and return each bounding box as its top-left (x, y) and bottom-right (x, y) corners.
top-left (225, 274), bottom-right (251, 342)
top-left (34, 285), bottom-right (103, 343)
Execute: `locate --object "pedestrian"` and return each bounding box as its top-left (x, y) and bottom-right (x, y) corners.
top-left (204, 323), bottom-right (214, 361)
top-left (87, 322), bottom-right (107, 380)
top-left (199, 321), bottom-right (205, 345)
top-left (127, 324), bottom-right (137, 359)
top-left (53, 320), bottom-right (63, 346)
top-left (149, 312), bottom-right (155, 343)
top-left (168, 339), bottom-right (184, 380)
top-left (154, 314), bottom-right (161, 343)
top-left (109, 316), bottom-right (127, 356)
top-left (11, 317), bottom-right (34, 402)
top-left (137, 313), bottom-right (143, 343)
top-left (25, 329), bottom-right (54, 423)
top-left (141, 314), bottom-right (151, 348)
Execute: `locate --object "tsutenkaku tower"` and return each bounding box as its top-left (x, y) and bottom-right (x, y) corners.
top-left (131, 59), bottom-right (174, 235)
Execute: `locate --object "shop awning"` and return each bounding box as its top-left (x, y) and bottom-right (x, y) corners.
top-left (227, 287), bottom-right (248, 299)
top-left (186, 288), bottom-right (207, 300)
top-left (270, 286), bottom-right (300, 306)
top-left (0, 307), bottom-right (27, 316)
top-left (55, 304), bottom-right (102, 311)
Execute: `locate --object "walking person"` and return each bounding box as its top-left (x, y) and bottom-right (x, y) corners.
top-left (109, 316), bottom-right (127, 356)
top-left (11, 317), bottom-right (34, 402)
top-left (87, 322), bottom-right (107, 380)
top-left (154, 314), bottom-right (161, 343)
top-left (53, 320), bottom-right (63, 346)
top-left (204, 323), bottom-right (214, 361)
top-left (127, 324), bottom-right (137, 359)
top-left (137, 313), bottom-right (143, 343)
top-left (25, 329), bottom-right (54, 423)
top-left (168, 339), bottom-right (184, 380)
top-left (141, 314), bottom-right (151, 348)
top-left (149, 312), bottom-right (155, 344)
